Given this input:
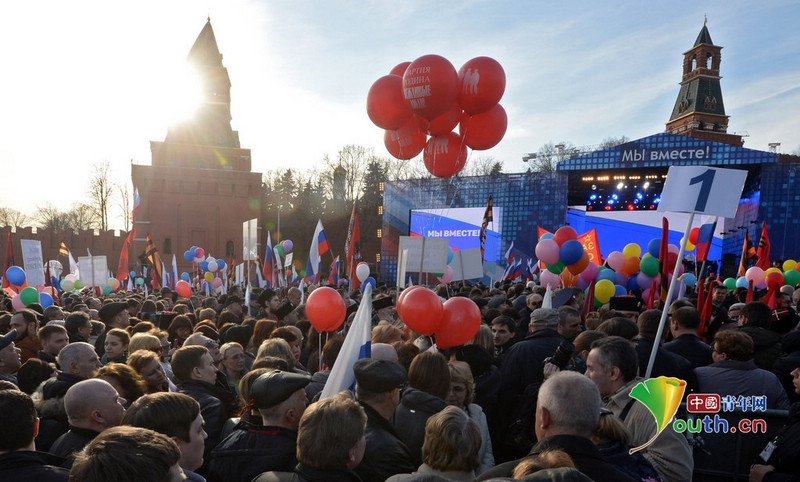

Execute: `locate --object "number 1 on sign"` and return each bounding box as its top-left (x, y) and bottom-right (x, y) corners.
top-left (689, 169), bottom-right (715, 212)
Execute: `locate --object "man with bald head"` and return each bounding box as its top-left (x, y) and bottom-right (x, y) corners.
top-left (49, 379), bottom-right (127, 467)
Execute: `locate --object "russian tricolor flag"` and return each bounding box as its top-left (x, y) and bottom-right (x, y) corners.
top-left (696, 218), bottom-right (717, 263)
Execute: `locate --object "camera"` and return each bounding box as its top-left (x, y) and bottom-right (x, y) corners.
top-left (543, 340), bottom-right (575, 370)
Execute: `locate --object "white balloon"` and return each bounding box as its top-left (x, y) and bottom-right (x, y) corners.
top-left (207, 260), bottom-right (219, 272)
top-left (356, 262), bottom-right (370, 283)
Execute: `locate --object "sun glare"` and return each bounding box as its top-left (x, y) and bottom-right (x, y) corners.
top-left (162, 64), bottom-right (205, 123)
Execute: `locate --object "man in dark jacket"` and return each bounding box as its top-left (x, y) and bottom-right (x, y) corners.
top-left (0, 388), bottom-right (69, 481)
top-left (353, 358), bottom-right (415, 482)
top-left (478, 371), bottom-right (636, 482)
top-left (172, 345), bottom-right (237, 473)
top-left (736, 301), bottom-right (782, 369)
top-left (208, 370), bottom-right (310, 482)
top-left (634, 309), bottom-right (696, 390)
top-left (663, 306), bottom-right (713, 368)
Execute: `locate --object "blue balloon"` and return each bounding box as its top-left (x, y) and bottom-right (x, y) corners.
top-left (5, 266), bottom-right (25, 286)
top-left (446, 248), bottom-right (454, 265)
top-left (540, 233), bottom-right (554, 241)
top-left (627, 275), bottom-right (640, 291)
top-left (217, 259), bottom-right (226, 270)
top-left (129, 270), bottom-right (136, 279)
top-left (181, 272), bottom-right (190, 282)
top-left (200, 261), bottom-right (209, 272)
top-left (736, 276), bottom-right (749, 289)
top-left (184, 250), bottom-right (194, 262)
top-left (597, 269), bottom-right (616, 282)
top-left (190, 246), bottom-right (198, 256)
top-left (681, 273), bottom-right (697, 287)
top-left (647, 238), bottom-right (661, 258)
top-left (614, 284), bottom-right (628, 296)
top-left (361, 276), bottom-right (377, 292)
top-left (559, 240), bottom-right (584, 265)
top-left (39, 292), bottom-right (54, 308)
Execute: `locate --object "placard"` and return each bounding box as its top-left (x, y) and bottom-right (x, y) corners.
top-left (397, 236), bottom-right (448, 274)
top-left (77, 255), bottom-right (108, 287)
top-left (658, 166), bottom-right (747, 218)
top-left (449, 248), bottom-right (485, 281)
top-left (242, 219), bottom-right (258, 261)
top-left (20, 239), bottom-right (45, 286)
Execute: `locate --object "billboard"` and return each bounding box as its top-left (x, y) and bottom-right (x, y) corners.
top-left (409, 207), bottom-right (503, 263)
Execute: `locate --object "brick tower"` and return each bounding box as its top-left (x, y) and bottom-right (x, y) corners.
top-left (131, 19), bottom-right (263, 273)
top-left (665, 20), bottom-right (743, 147)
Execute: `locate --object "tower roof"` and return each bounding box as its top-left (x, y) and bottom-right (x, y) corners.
top-left (187, 18), bottom-right (222, 66)
top-left (694, 24), bottom-right (714, 47)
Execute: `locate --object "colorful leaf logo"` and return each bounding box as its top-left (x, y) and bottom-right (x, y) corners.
top-left (628, 376), bottom-right (686, 454)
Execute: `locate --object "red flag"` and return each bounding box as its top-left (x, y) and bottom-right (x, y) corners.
top-left (581, 281), bottom-right (595, 318)
top-left (746, 280), bottom-right (754, 303)
top-left (116, 239), bottom-right (131, 283)
top-left (696, 279), bottom-right (706, 333)
top-left (646, 278), bottom-right (657, 311)
top-left (144, 235), bottom-right (162, 290)
top-left (2, 232), bottom-right (14, 289)
top-left (658, 217), bottom-right (670, 306)
top-left (756, 221), bottom-right (771, 271)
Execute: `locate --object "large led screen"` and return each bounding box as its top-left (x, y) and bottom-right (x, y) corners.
top-left (409, 207), bottom-right (503, 263)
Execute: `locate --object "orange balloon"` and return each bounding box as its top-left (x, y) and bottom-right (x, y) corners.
top-left (567, 252), bottom-right (590, 275)
top-left (560, 270), bottom-right (578, 288)
top-left (622, 256), bottom-right (641, 276)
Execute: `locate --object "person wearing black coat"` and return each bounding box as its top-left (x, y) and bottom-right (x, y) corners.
top-left (749, 367), bottom-right (800, 482)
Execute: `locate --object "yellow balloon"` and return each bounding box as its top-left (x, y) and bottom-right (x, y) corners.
top-left (204, 272), bottom-right (214, 282)
top-left (680, 237), bottom-right (695, 251)
top-left (595, 279), bottom-right (615, 304)
top-left (622, 243), bottom-right (642, 259)
top-left (783, 259), bottom-right (797, 271)
top-left (765, 267), bottom-right (782, 276)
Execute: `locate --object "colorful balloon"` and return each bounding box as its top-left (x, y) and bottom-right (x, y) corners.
top-left (539, 269), bottom-right (561, 288)
top-left (176, 280), bottom-right (192, 298)
top-left (5, 266), bottom-right (25, 286)
top-left (195, 248), bottom-right (205, 258)
top-left (606, 251), bottom-right (625, 272)
top-left (356, 262), bottom-right (370, 283)
top-left (553, 227), bottom-right (578, 246)
top-left (783, 259), bottom-right (797, 271)
top-left (39, 292), bottom-right (54, 308)
top-left (367, 74), bottom-right (412, 130)
top-left (689, 227), bottom-right (700, 245)
top-left (640, 256), bottom-right (660, 277)
top-left (745, 267), bottom-right (765, 286)
top-left (595, 279), bottom-right (615, 303)
top-left (559, 239), bottom-right (585, 266)
top-left (437, 266), bottom-right (454, 284)
top-left (282, 240), bottom-right (293, 254)
top-left (735, 276), bottom-right (749, 289)
top-left (580, 262), bottom-right (599, 282)
top-left (184, 250), bottom-right (194, 262)
top-left (723, 277), bottom-right (737, 290)
top-left (435, 297), bottom-right (481, 348)
top-left (567, 251), bottom-right (590, 275)
top-left (783, 269), bottom-right (800, 287)
top-left (535, 238), bottom-right (560, 266)
top-left (361, 276), bottom-right (377, 292)
top-left (647, 238), bottom-right (661, 258)
top-left (20, 287), bottom-right (39, 305)
top-left (423, 132), bottom-right (468, 178)
top-left (622, 243), bottom-right (641, 259)
top-left (457, 56), bottom-right (506, 115)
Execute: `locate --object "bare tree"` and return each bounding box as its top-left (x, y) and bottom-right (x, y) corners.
top-left (35, 203), bottom-right (99, 232)
top-left (597, 136), bottom-right (631, 149)
top-left (321, 145), bottom-right (382, 204)
top-left (0, 208), bottom-right (29, 227)
top-left (385, 156), bottom-right (430, 181)
top-left (527, 141), bottom-right (580, 172)
top-left (117, 182), bottom-right (131, 231)
top-left (461, 156), bottom-right (503, 176)
top-left (88, 161), bottom-right (114, 231)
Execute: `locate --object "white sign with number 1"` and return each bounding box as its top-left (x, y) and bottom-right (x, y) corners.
top-left (658, 166), bottom-right (747, 218)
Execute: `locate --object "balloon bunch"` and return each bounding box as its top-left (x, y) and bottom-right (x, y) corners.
top-left (395, 286), bottom-right (481, 348)
top-left (534, 227), bottom-right (592, 289)
top-left (354, 262), bottom-right (376, 292)
top-left (367, 55), bottom-right (507, 178)
top-left (5, 266), bottom-right (69, 309)
top-left (275, 239), bottom-right (293, 259)
top-left (434, 247), bottom-right (457, 284)
top-left (183, 246), bottom-right (227, 293)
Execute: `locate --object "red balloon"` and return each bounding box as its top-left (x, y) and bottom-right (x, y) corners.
top-left (402, 54), bottom-right (459, 120)
top-left (396, 287), bottom-right (443, 335)
top-left (766, 271), bottom-right (784, 288)
top-left (415, 103), bottom-right (462, 136)
top-left (390, 61), bottom-right (411, 77)
top-left (423, 132), bottom-right (468, 178)
top-left (367, 75), bottom-right (412, 130)
top-left (457, 56), bottom-right (506, 115)
top-left (459, 104), bottom-right (507, 150)
top-left (384, 118), bottom-right (427, 160)
top-left (553, 226), bottom-right (578, 246)
top-left (176, 280), bottom-right (191, 298)
top-left (397, 285), bottom-right (423, 307)
top-left (435, 297), bottom-right (481, 348)
top-left (689, 227), bottom-right (700, 245)
top-left (306, 287), bottom-right (346, 332)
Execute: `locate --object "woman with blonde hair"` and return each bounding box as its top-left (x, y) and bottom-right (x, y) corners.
top-left (446, 360), bottom-right (494, 474)
top-left (219, 342), bottom-right (248, 398)
top-left (128, 333), bottom-right (162, 355)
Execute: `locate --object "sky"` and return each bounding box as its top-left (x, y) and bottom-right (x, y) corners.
top-left (2, 0), bottom-right (798, 231)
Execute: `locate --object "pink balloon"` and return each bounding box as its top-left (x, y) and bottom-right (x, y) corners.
top-left (212, 277), bottom-right (223, 289)
top-left (606, 251), bottom-right (625, 272)
top-left (11, 294), bottom-right (24, 311)
top-left (539, 269), bottom-right (561, 288)
top-left (667, 244), bottom-right (679, 256)
top-left (745, 267), bottom-right (765, 285)
top-left (580, 262), bottom-right (599, 282)
top-left (437, 265), bottom-right (454, 284)
top-left (195, 248), bottom-right (205, 258)
top-left (535, 239), bottom-right (560, 265)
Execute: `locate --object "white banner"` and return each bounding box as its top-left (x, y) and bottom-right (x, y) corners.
top-left (20, 239), bottom-right (45, 286)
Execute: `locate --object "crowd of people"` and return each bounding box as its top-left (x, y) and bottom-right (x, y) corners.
top-left (0, 276), bottom-right (798, 481)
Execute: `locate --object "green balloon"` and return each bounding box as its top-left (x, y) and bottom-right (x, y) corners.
top-left (640, 256), bottom-right (660, 277)
top-left (102, 285), bottom-right (112, 295)
top-left (546, 260), bottom-right (565, 274)
top-left (73, 279), bottom-right (82, 290)
top-left (20, 287), bottom-right (39, 305)
top-left (723, 277), bottom-right (737, 290)
top-left (275, 245), bottom-right (285, 258)
top-left (783, 270), bottom-right (800, 287)
top-left (432, 272), bottom-right (444, 277)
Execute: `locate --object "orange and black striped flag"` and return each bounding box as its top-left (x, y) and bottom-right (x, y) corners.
top-left (738, 231), bottom-right (757, 276)
top-left (145, 235), bottom-right (162, 289)
top-left (59, 242), bottom-right (69, 257)
top-left (480, 196), bottom-right (493, 261)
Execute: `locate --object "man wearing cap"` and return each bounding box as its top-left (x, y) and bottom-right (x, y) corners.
top-left (496, 307), bottom-right (564, 458)
top-left (94, 302), bottom-right (130, 358)
top-left (0, 329), bottom-right (21, 386)
top-left (353, 358), bottom-right (416, 482)
top-left (10, 309), bottom-right (41, 364)
top-left (207, 370), bottom-right (310, 482)
top-left (224, 296), bottom-right (244, 321)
